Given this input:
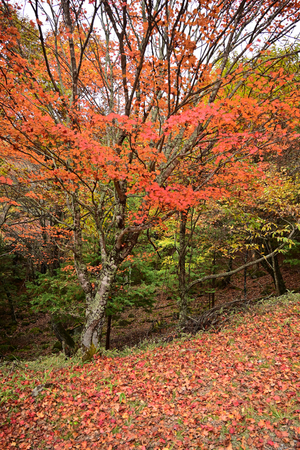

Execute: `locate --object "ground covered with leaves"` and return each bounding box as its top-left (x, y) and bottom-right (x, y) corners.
top-left (1, 293), bottom-right (300, 450)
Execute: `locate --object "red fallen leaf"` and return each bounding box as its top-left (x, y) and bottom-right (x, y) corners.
top-left (266, 440), bottom-right (278, 447)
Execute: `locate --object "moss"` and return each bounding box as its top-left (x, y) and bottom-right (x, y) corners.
top-left (117, 319), bottom-right (133, 327)
top-left (1, 323), bottom-right (18, 333)
top-left (30, 327), bottom-right (42, 335)
top-left (82, 343), bottom-right (97, 363)
top-left (52, 341), bottom-right (62, 353)
top-left (0, 343), bottom-right (15, 353)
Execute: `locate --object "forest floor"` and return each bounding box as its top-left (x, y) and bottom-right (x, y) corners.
top-left (1, 292), bottom-right (300, 449)
top-left (0, 258), bottom-right (300, 361)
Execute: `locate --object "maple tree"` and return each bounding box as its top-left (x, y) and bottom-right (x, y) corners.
top-left (1, 0), bottom-right (300, 352)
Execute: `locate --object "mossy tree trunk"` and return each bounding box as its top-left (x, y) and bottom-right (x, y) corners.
top-left (80, 258), bottom-right (118, 349)
top-left (71, 187), bottom-right (141, 352)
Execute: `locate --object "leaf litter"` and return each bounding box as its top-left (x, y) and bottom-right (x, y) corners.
top-left (1, 294), bottom-right (300, 449)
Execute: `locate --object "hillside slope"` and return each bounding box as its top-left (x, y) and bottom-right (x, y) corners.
top-left (1, 293), bottom-right (300, 450)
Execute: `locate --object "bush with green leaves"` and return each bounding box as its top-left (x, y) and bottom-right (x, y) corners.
top-left (107, 239), bottom-right (178, 318)
top-left (27, 266), bottom-right (86, 319)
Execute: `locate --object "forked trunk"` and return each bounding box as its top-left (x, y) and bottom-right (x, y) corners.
top-left (81, 261), bottom-right (118, 350)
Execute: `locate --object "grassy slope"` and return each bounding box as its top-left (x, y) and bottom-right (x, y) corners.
top-left (1, 293), bottom-right (300, 450)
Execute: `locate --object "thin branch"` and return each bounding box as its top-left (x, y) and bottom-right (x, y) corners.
top-left (187, 228), bottom-right (297, 292)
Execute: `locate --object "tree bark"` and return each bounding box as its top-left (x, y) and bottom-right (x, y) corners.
top-left (81, 258), bottom-right (118, 350)
top-left (259, 240), bottom-right (287, 296)
top-left (271, 253), bottom-right (287, 296)
top-left (105, 314), bottom-right (112, 350)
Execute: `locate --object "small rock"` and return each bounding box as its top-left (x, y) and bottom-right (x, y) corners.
top-left (32, 383), bottom-right (55, 397)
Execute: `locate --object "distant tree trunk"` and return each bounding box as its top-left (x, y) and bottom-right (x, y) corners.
top-left (6, 292), bottom-right (17, 323)
top-left (259, 240), bottom-right (287, 296)
top-left (49, 206), bottom-right (63, 276)
top-left (26, 258), bottom-right (35, 281)
top-left (51, 315), bottom-right (75, 356)
top-left (209, 253), bottom-right (216, 308)
top-left (40, 217), bottom-right (48, 274)
top-left (105, 315), bottom-right (112, 350)
top-left (271, 253), bottom-right (287, 296)
top-left (243, 249), bottom-right (248, 298)
top-left (223, 257), bottom-right (233, 287)
top-left (40, 262), bottom-right (47, 274)
top-left (178, 210), bottom-right (188, 328)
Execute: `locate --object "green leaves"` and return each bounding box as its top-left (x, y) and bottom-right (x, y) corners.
top-left (27, 266), bottom-right (85, 317)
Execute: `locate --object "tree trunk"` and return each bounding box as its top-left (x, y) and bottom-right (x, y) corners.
top-left (105, 315), bottom-right (112, 350)
top-left (211, 253), bottom-right (216, 308)
top-left (271, 253), bottom-right (287, 296)
top-left (81, 260), bottom-right (118, 350)
top-left (178, 211), bottom-right (188, 328)
top-left (243, 249), bottom-right (248, 298)
top-left (223, 257), bottom-right (233, 287)
top-left (259, 240), bottom-right (287, 296)
top-left (6, 292), bottom-right (17, 323)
